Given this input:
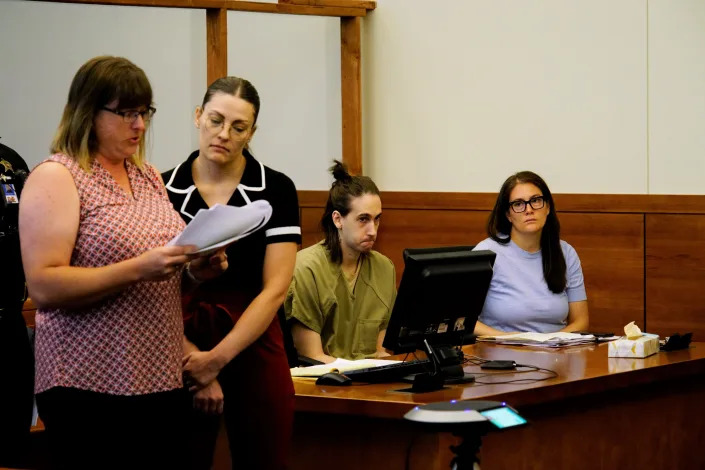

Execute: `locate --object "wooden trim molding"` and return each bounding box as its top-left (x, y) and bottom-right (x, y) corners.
top-left (298, 190), bottom-right (705, 214)
top-left (280, 0), bottom-right (376, 9)
top-left (225, 1), bottom-right (369, 17)
top-left (53, 0), bottom-right (371, 15)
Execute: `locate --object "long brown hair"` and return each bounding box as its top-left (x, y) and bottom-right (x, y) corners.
top-left (486, 171), bottom-right (566, 293)
top-left (51, 56), bottom-right (153, 171)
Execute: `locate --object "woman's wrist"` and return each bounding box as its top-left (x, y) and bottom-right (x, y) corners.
top-left (209, 346), bottom-right (231, 371)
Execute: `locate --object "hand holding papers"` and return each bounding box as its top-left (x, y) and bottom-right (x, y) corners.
top-left (168, 200), bottom-right (272, 253)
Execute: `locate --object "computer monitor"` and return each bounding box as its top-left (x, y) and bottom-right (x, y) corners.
top-left (383, 246), bottom-right (496, 355)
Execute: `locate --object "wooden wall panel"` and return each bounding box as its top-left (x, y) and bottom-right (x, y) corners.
top-left (373, 209), bottom-right (488, 282)
top-left (646, 214), bottom-right (705, 340)
top-left (302, 206), bottom-right (488, 282)
top-left (301, 207), bottom-right (324, 248)
top-left (23, 193), bottom-right (704, 353)
top-left (299, 191), bottom-right (705, 337)
top-left (22, 298), bottom-right (36, 329)
top-left (21, 194), bottom-right (703, 342)
top-left (560, 213), bottom-right (644, 333)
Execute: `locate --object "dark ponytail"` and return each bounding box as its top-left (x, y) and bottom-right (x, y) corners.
top-left (321, 160), bottom-right (380, 263)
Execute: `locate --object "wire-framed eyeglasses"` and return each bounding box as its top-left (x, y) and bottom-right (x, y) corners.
top-left (203, 116), bottom-right (251, 139)
top-left (102, 106), bottom-right (156, 124)
top-left (509, 196), bottom-right (545, 213)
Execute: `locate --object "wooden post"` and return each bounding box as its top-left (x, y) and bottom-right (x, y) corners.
top-left (340, 16), bottom-right (362, 175)
top-left (206, 8), bottom-right (228, 86)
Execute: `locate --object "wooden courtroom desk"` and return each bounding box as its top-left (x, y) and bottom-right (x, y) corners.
top-left (291, 342), bottom-right (705, 470)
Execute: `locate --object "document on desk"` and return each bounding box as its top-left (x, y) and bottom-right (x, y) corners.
top-left (477, 332), bottom-right (596, 347)
top-left (290, 358), bottom-right (401, 377)
top-left (168, 200), bottom-right (272, 253)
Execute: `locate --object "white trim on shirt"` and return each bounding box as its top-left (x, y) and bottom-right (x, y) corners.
top-left (266, 226), bottom-right (301, 237)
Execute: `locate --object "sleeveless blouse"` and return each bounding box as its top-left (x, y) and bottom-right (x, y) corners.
top-left (34, 154), bottom-right (186, 396)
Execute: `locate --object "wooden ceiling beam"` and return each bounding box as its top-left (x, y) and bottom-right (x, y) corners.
top-left (54, 0), bottom-right (371, 16)
top-left (279, 0), bottom-right (376, 10)
top-left (225, 1), bottom-right (369, 17)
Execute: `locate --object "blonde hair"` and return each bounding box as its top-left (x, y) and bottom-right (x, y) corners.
top-left (51, 56), bottom-right (153, 171)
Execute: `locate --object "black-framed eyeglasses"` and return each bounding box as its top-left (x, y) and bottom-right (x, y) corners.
top-left (509, 196), bottom-right (545, 213)
top-left (102, 106), bottom-right (156, 124)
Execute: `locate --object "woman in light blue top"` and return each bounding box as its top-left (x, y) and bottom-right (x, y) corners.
top-left (473, 171), bottom-right (589, 335)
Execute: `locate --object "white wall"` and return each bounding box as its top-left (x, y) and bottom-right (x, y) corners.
top-left (0, 0), bottom-right (206, 172)
top-left (648, 0), bottom-right (705, 195)
top-left (363, 0), bottom-right (648, 193)
top-left (0, 1), bottom-right (339, 189)
top-left (226, 11), bottom-right (341, 190)
top-left (362, 0), bottom-right (705, 194)
top-left (1, 0), bottom-right (703, 194)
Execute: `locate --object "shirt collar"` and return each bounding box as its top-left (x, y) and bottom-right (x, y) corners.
top-left (164, 149), bottom-right (267, 220)
top-left (166, 149), bottom-right (266, 193)
top-left (238, 148), bottom-right (266, 192)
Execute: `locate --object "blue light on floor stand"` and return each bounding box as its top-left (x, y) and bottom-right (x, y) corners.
top-left (404, 400), bottom-right (527, 470)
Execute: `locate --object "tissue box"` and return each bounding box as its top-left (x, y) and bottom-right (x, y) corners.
top-left (608, 333), bottom-right (660, 358)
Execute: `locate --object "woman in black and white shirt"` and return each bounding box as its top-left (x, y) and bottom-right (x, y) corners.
top-left (163, 76), bottom-right (301, 470)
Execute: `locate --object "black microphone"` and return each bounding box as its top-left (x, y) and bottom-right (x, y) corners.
top-left (423, 339), bottom-right (442, 376)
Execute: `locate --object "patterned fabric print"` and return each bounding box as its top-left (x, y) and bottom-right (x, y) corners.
top-left (34, 154), bottom-right (186, 396)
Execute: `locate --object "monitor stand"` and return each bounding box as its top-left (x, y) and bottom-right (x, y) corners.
top-left (407, 341), bottom-right (474, 393)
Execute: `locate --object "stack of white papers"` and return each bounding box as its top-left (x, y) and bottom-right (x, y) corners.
top-left (290, 358), bottom-right (402, 377)
top-left (168, 200), bottom-right (272, 253)
top-left (477, 332), bottom-right (596, 348)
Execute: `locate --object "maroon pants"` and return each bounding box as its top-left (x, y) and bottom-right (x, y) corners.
top-left (185, 293), bottom-right (295, 470)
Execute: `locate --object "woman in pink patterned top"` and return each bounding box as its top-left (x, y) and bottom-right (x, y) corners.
top-left (19, 56), bottom-right (226, 470)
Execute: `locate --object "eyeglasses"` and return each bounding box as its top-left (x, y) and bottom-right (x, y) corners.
top-left (509, 196), bottom-right (545, 213)
top-left (204, 116), bottom-right (250, 139)
top-left (102, 106), bottom-right (156, 124)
